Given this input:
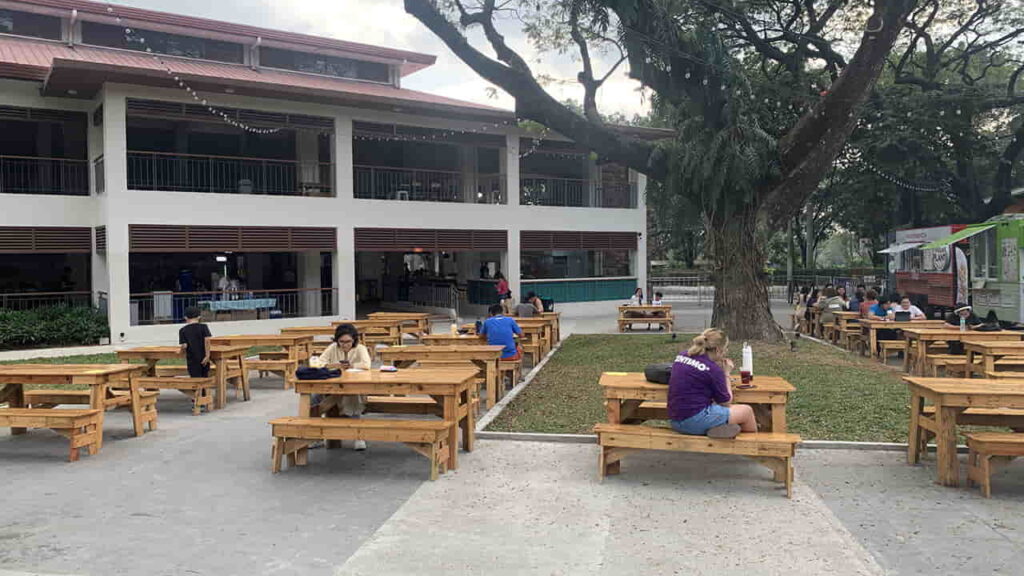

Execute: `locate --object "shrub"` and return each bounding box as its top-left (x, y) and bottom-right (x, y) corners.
top-left (0, 306), bottom-right (109, 350)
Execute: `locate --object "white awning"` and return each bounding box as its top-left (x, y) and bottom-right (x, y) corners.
top-left (878, 242), bottom-right (924, 254)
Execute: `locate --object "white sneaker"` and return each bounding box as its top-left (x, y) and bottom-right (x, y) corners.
top-left (353, 440), bottom-right (367, 451)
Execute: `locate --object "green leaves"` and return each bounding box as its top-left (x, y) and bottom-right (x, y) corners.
top-left (0, 306), bottom-right (109, 350)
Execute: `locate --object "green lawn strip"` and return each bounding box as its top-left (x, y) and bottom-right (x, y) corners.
top-left (0, 346), bottom-right (277, 391)
top-left (486, 334), bottom-right (911, 442)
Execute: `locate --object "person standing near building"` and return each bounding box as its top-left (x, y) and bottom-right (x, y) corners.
top-left (179, 306), bottom-right (211, 378)
top-left (495, 272), bottom-right (512, 314)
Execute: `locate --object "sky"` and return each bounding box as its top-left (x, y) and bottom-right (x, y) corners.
top-left (109, 0), bottom-right (649, 117)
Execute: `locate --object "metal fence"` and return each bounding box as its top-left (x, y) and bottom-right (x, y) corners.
top-left (354, 165), bottom-right (506, 204)
top-left (128, 288), bottom-right (337, 325)
top-left (520, 175), bottom-right (637, 208)
top-left (127, 151), bottom-right (334, 196)
top-left (0, 291), bottom-right (95, 311)
top-left (650, 272), bottom-right (889, 306)
top-left (0, 155), bottom-right (89, 196)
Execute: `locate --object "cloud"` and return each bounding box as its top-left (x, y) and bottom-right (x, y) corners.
top-left (111, 0), bottom-right (649, 116)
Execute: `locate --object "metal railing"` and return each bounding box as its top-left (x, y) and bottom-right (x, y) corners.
top-left (520, 174), bottom-right (637, 208)
top-left (648, 276), bottom-right (789, 304)
top-left (0, 291), bottom-right (94, 311)
top-left (128, 288), bottom-right (337, 325)
top-left (0, 155), bottom-right (89, 196)
top-left (127, 151), bottom-right (334, 197)
top-left (407, 282), bottom-right (459, 310)
top-left (354, 165), bottom-right (506, 204)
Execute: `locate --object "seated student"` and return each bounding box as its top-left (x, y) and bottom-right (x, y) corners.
top-left (848, 289), bottom-right (863, 316)
top-left (514, 300), bottom-right (536, 318)
top-left (890, 296), bottom-right (926, 320)
top-left (859, 289), bottom-right (879, 318)
top-left (837, 286), bottom-right (850, 308)
top-left (313, 323), bottom-right (372, 451)
top-left (651, 291), bottom-right (664, 306)
top-left (668, 328), bottom-right (757, 439)
top-left (867, 294), bottom-right (893, 321)
top-left (526, 291), bottom-right (544, 314)
top-left (628, 287), bottom-right (644, 306)
top-left (179, 306), bottom-right (212, 378)
top-left (944, 303), bottom-right (984, 354)
top-left (480, 304), bottom-right (523, 360)
top-left (814, 287), bottom-right (846, 328)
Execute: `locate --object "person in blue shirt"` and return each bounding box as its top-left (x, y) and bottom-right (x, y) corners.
top-left (479, 304), bottom-right (522, 360)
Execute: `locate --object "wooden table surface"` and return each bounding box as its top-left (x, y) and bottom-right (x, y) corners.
top-left (599, 372), bottom-right (794, 432)
top-left (0, 364), bottom-right (149, 448)
top-left (116, 345), bottom-right (250, 408)
top-left (905, 376), bottom-right (1024, 486)
top-left (294, 367), bottom-right (477, 469)
top-left (962, 340), bottom-right (1024, 377)
top-left (421, 334), bottom-right (488, 345)
top-left (379, 345), bottom-right (504, 407)
top-left (902, 329), bottom-right (1023, 374)
top-left (858, 319), bottom-right (946, 358)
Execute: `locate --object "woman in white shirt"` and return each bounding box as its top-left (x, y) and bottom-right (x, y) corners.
top-left (889, 297), bottom-right (926, 320)
top-left (315, 323), bottom-right (373, 450)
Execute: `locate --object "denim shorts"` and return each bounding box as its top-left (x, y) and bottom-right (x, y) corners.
top-left (671, 404), bottom-right (731, 435)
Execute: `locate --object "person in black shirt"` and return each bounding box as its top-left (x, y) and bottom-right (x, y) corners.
top-left (944, 303), bottom-right (983, 354)
top-left (179, 306), bottom-right (212, 377)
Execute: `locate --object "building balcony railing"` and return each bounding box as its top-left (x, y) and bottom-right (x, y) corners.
top-left (0, 291), bottom-right (95, 311)
top-left (127, 151), bottom-right (334, 197)
top-left (354, 165), bottom-right (506, 204)
top-left (129, 288), bottom-right (337, 326)
top-left (0, 155), bottom-right (89, 196)
top-left (520, 174), bottom-right (637, 208)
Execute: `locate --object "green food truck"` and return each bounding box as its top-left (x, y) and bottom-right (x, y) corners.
top-left (921, 214), bottom-right (1024, 323)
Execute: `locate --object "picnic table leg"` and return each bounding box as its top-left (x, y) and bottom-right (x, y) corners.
top-left (770, 404), bottom-right (787, 433)
top-left (984, 354), bottom-right (995, 378)
top-left (6, 384), bottom-right (26, 435)
top-left (90, 384), bottom-right (107, 450)
top-left (604, 399), bottom-right (622, 475)
top-left (870, 328), bottom-right (878, 359)
top-left (127, 374), bottom-right (146, 436)
top-left (298, 393), bottom-right (312, 417)
top-left (460, 387), bottom-right (474, 452)
top-left (907, 392), bottom-right (924, 465)
top-left (215, 360), bottom-right (228, 409)
top-left (444, 394), bottom-right (459, 470)
top-left (935, 405), bottom-right (963, 487)
top-left (486, 360), bottom-right (497, 410)
top-left (145, 359), bottom-right (158, 377)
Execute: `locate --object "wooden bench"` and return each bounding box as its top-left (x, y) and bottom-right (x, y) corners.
top-left (617, 314), bottom-right (674, 332)
top-left (364, 396), bottom-right (440, 415)
top-left (24, 388), bottom-right (159, 433)
top-left (966, 432), bottom-right (1024, 498)
top-left (154, 363), bottom-right (249, 402)
top-left (0, 408), bottom-right (102, 462)
top-left (925, 354), bottom-right (969, 377)
top-left (136, 377), bottom-right (216, 415)
top-left (245, 357), bottom-right (297, 389)
top-left (269, 417), bottom-right (453, 480)
top-left (593, 423), bottom-right (801, 498)
top-left (878, 340), bottom-right (907, 361)
top-left (498, 358), bottom-right (522, 393)
top-left (912, 406), bottom-right (1024, 461)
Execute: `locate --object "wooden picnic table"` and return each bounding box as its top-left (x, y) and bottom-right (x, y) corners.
top-left (116, 345), bottom-right (249, 409)
top-left (366, 312), bottom-right (431, 336)
top-left (421, 333), bottom-right (488, 346)
top-left (208, 334), bottom-right (313, 388)
top-left (378, 345), bottom-right (504, 408)
top-left (962, 340), bottom-right (1024, 378)
top-left (901, 328), bottom-right (1022, 375)
top-left (599, 372), bottom-right (794, 433)
top-left (905, 376), bottom-right (1024, 486)
top-left (858, 319), bottom-right (945, 359)
top-left (330, 319), bottom-right (404, 338)
top-left (293, 367), bottom-right (477, 470)
top-left (508, 317), bottom-right (554, 356)
top-left (617, 305), bottom-right (673, 332)
top-left (0, 364), bottom-right (149, 450)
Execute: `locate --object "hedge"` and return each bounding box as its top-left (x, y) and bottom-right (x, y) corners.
top-left (0, 306), bottom-right (109, 350)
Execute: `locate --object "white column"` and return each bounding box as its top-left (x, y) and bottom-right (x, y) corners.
top-left (505, 133), bottom-right (520, 207)
top-left (334, 116), bottom-right (353, 201)
top-left (459, 145), bottom-right (476, 203)
top-left (506, 227), bottom-right (521, 304)
top-left (102, 89), bottom-right (132, 342)
top-left (298, 251), bottom-right (322, 317)
top-left (635, 171), bottom-right (648, 295)
top-left (296, 130), bottom-right (320, 189)
top-left (336, 225), bottom-right (356, 320)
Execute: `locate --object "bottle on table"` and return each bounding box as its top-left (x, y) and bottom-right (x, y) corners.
top-left (741, 342), bottom-right (754, 384)
top-left (960, 316), bottom-right (967, 332)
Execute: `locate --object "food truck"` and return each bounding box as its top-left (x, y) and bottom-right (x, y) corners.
top-left (880, 225), bottom-right (968, 314)
top-left (920, 214), bottom-right (1024, 323)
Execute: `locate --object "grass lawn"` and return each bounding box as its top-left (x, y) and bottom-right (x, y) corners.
top-left (486, 334), bottom-right (911, 442)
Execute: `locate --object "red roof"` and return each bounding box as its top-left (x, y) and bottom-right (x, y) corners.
top-left (12, 0), bottom-right (436, 76)
top-left (0, 35), bottom-right (512, 121)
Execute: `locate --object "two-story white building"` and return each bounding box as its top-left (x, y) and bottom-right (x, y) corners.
top-left (0, 0), bottom-right (651, 344)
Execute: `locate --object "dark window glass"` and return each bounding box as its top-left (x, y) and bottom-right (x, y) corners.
top-left (521, 250), bottom-right (631, 279)
top-left (0, 9), bottom-right (62, 40)
top-left (81, 22), bottom-right (244, 64)
top-left (261, 47), bottom-right (390, 83)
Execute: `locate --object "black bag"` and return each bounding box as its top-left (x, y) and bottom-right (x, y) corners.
top-left (975, 323), bottom-right (1001, 332)
top-left (295, 367), bottom-right (341, 380)
top-left (644, 362), bottom-right (673, 384)
top-left (542, 298), bottom-right (555, 312)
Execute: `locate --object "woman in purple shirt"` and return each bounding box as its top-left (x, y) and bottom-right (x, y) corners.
top-left (668, 329), bottom-right (757, 439)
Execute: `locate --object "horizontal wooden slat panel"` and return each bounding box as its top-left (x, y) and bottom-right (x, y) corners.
top-left (354, 228), bottom-right (396, 251)
top-left (606, 232), bottom-right (638, 250)
top-left (521, 231), bottom-right (637, 251)
top-left (356, 228), bottom-right (508, 252)
top-left (241, 227), bottom-right (290, 251)
top-left (290, 227), bottom-right (337, 251)
top-left (0, 226), bottom-right (91, 253)
top-left (131, 225), bottom-right (337, 252)
top-left (552, 232), bottom-right (582, 250)
top-left (187, 227), bottom-right (241, 251)
top-left (520, 231), bottom-right (552, 251)
top-left (436, 230), bottom-right (473, 251)
top-left (130, 225), bottom-right (188, 251)
top-left (471, 230), bottom-right (508, 250)
top-left (94, 226), bottom-right (106, 252)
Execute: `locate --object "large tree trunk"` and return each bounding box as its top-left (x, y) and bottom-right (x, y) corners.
top-left (707, 213), bottom-right (782, 342)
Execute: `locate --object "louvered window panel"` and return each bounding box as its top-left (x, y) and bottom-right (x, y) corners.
top-left (405, 229), bottom-right (438, 251)
top-left (0, 227), bottom-right (91, 253)
top-left (607, 232), bottom-right (638, 250)
top-left (436, 230), bottom-right (473, 251)
top-left (290, 228), bottom-right (337, 250)
top-left (187, 227), bottom-right (242, 251)
top-left (354, 228), bottom-right (396, 250)
top-left (471, 230), bottom-right (508, 250)
top-left (522, 231), bottom-right (636, 251)
top-left (580, 232), bottom-right (611, 250)
top-left (130, 225), bottom-right (188, 251)
top-left (0, 105), bottom-right (86, 124)
top-left (552, 232), bottom-right (582, 250)
top-left (520, 231), bottom-right (552, 250)
top-left (241, 227), bottom-right (290, 251)
top-left (95, 226), bottom-right (107, 252)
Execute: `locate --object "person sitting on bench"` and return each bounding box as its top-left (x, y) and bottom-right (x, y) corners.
top-left (668, 328), bottom-right (757, 439)
top-left (480, 304), bottom-right (523, 360)
top-left (313, 323), bottom-right (372, 451)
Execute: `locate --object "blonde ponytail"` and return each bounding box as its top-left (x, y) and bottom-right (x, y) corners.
top-left (687, 328), bottom-right (729, 358)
